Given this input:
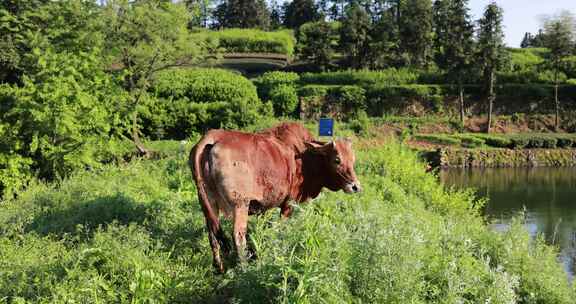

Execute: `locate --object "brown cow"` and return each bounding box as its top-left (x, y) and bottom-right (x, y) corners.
top-left (189, 122), bottom-right (361, 272)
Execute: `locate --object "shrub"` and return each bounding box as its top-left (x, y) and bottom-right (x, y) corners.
top-left (298, 85), bottom-right (331, 98)
top-left (347, 110), bottom-right (371, 136)
top-left (556, 135), bottom-right (576, 148)
top-left (269, 84), bottom-right (299, 117)
top-left (540, 136), bottom-right (558, 149)
top-left (510, 136), bottom-right (530, 149)
top-left (472, 134), bottom-right (513, 148)
top-left (454, 134), bottom-right (485, 148)
top-left (150, 68), bottom-right (268, 139)
top-left (328, 85), bottom-right (366, 115)
top-left (253, 71), bottom-right (300, 101)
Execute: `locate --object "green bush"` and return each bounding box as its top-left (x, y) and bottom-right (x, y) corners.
top-left (540, 136), bottom-right (558, 149)
top-left (150, 68), bottom-right (269, 139)
top-left (510, 137), bottom-right (530, 149)
top-left (253, 71), bottom-right (300, 101)
top-left (556, 135), bottom-right (576, 148)
top-left (269, 84), bottom-right (299, 117)
top-left (472, 134), bottom-right (513, 148)
top-left (298, 85), bottom-right (332, 98)
top-left (347, 110), bottom-right (371, 136)
top-left (454, 134), bottom-right (485, 148)
top-left (190, 28), bottom-right (295, 56)
top-left (328, 85), bottom-right (366, 115)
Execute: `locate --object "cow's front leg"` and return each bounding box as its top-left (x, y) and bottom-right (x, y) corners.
top-left (233, 202), bottom-right (249, 265)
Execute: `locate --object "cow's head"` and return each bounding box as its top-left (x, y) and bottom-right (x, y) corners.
top-left (305, 139), bottom-right (362, 194)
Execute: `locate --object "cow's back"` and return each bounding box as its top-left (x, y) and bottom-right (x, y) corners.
top-left (203, 130), bottom-right (296, 215)
top-left (260, 122), bottom-right (314, 154)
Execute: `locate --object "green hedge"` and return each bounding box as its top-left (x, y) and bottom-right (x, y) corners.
top-left (190, 28), bottom-right (295, 56)
top-left (300, 68), bottom-right (420, 86)
top-left (414, 134), bottom-right (461, 146)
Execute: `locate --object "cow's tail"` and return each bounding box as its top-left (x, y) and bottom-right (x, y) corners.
top-left (189, 131), bottom-right (221, 225)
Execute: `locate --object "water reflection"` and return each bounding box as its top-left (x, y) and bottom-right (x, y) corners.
top-left (440, 167), bottom-right (576, 278)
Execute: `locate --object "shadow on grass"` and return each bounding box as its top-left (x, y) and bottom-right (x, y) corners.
top-left (26, 193), bottom-right (160, 238)
top-left (25, 192), bottom-right (210, 255)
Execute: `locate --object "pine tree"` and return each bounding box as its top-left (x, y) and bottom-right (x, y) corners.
top-left (297, 21), bottom-right (338, 70)
top-left (269, 0), bottom-right (282, 29)
top-left (340, 3), bottom-right (372, 69)
top-left (520, 32), bottom-right (532, 48)
top-left (400, 0), bottom-right (433, 67)
top-left (543, 11), bottom-right (575, 130)
top-left (433, 0), bottom-right (475, 127)
top-left (283, 0), bottom-right (321, 29)
top-left (214, 0), bottom-right (270, 29)
top-left (477, 2), bottom-right (506, 133)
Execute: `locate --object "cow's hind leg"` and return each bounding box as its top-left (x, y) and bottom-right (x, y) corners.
top-left (199, 195), bottom-right (227, 273)
top-left (233, 202), bottom-right (249, 265)
top-left (202, 210), bottom-right (225, 273)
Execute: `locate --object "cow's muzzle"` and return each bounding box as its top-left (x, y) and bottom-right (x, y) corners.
top-left (344, 182), bottom-right (362, 194)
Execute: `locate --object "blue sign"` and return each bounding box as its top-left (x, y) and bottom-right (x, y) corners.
top-left (318, 118), bottom-right (334, 136)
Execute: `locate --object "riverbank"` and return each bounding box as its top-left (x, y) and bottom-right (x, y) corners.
top-left (427, 148), bottom-right (576, 168)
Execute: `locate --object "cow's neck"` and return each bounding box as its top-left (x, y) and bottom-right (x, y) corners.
top-left (294, 152), bottom-right (328, 202)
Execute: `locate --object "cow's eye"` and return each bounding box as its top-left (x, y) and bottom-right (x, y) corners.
top-left (334, 157), bottom-right (341, 165)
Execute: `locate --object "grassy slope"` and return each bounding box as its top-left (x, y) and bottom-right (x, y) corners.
top-left (0, 140), bottom-right (574, 303)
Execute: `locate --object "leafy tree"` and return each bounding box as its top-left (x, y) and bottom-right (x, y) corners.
top-left (283, 0), bottom-right (321, 29)
top-left (185, 0), bottom-right (212, 28)
top-left (297, 21), bottom-right (339, 71)
top-left (102, 0), bottom-right (212, 156)
top-left (477, 2), bottom-right (506, 133)
top-left (0, 0), bottom-right (103, 83)
top-left (543, 11), bottom-right (576, 130)
top-left (0, 48), bottom-right (120, 197)
top-left (399, 0), bottom-right (433, 67)
top-left (433, 0), bottom-right (475, 127)
top-left (368, 9), bottom-right (403, 68)
top-left (340, 3), bottom-right (372, 69)
top-left (214, 0), bottom-right (270, 29)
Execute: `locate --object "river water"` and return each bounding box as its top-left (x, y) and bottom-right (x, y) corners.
top-left (440, 167), bottom-right (576, 278)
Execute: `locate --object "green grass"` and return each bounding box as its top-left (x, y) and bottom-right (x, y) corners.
top-left (0, 140), bottom-right (574, 303)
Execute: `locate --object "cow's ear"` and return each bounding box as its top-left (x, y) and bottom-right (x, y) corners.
top-left (305, 140), bottom-right (332, 155)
